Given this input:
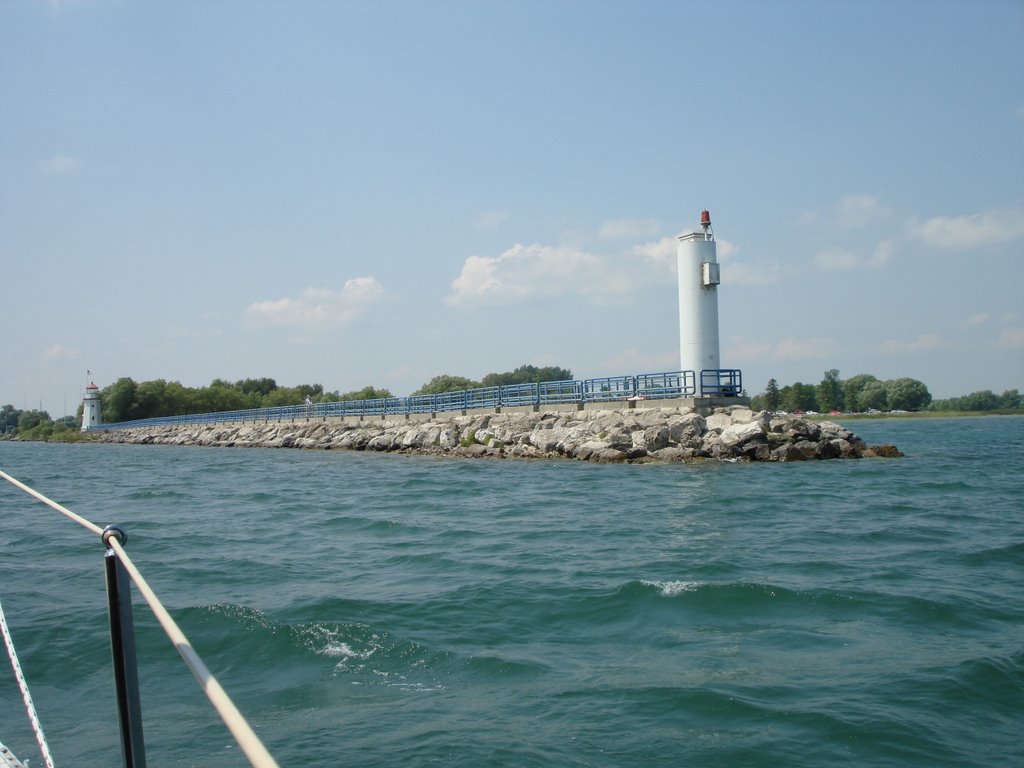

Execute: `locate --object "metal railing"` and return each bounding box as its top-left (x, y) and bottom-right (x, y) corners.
top-left (700, 368), bottom-right (743, 397)
top-left (0, 471), bottom-right (279, 768)
top-left (88, 369), bottom-right (743, 431)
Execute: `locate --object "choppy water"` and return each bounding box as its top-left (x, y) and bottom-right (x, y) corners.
top-left (1, 416), bottom-right (1022, 767)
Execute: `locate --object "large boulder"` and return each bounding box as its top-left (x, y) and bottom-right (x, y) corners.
top-left (719, 420), bottom-right (765, 448)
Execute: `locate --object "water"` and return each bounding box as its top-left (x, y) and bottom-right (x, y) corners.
top-left (1, 416), bottom-right (1022, 767)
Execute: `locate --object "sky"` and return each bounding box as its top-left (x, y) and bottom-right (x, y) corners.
top-left (2, 0), bottom-right (1023, 417)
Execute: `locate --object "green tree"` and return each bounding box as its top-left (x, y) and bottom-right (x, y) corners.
top-left (236, 377), bottom-right (278, 397)
top-left (262, 385), bottom-right (320, 407)
top-left (339, 386), bottom-right (392, 401)
top-left (17, 409), bottom-right (51, 432)
top-left (134, 379), bottom-right (170, 419)
top-left (780, 382), bottom-right (817, 412)
top-left (816, 369), bottom-right (844, 412)
top-left (294, 384), bottom-right (324, 401)
top-left (858, 381), bottom-right (889, 411)
top-left (886, 377), bottom-right (932, 411)
top-left (480, 364), bottom-right (573, 387)
top-left (843, 373), bottom-right (881, 412)
top-left (763, 379), bottom-right (781, 412)
top-left (163, 381), bottom-right (193, 415)
top-left (1, 405), bottom-right (20, 432)
top-left (194, 381), bottom-right (248, 413)
top-left (958, 390), bottom-right (1000, 411)
top-left (103, 378), bottom-right (139, 422)
top-left (999, 389), bottom-right (1022, 409)
top-left (413, 375), bottom-right (480, 395)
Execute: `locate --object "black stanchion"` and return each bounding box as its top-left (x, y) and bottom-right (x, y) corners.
top-left (103, 525), bottom-right (147, 768)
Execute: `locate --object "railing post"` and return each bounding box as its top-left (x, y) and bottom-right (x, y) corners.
top-left (102, 525), bottom-right (147, 768)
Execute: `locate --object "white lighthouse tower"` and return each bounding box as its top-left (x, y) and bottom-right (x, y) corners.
top-left (677, 210), bottom-right (722, 385)
top-left (81, 375), bottom-right (101, 431)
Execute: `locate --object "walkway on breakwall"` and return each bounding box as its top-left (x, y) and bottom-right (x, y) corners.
top-left (90, 370), bottom-right (746, 432)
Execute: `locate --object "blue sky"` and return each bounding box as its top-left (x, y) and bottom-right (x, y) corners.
top-left (2, 0), bottom-right (1022, 416)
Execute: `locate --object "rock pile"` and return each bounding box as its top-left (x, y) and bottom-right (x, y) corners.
top-left (96, 405), bottom-right (901, 463)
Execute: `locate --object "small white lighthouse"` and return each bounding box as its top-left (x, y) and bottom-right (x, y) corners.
top-left (677, 210), bottom-right (722, 378)
top-left (81, 376), bottom-right (101, 431)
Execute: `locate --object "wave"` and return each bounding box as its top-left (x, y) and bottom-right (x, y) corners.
top-left (122, 488), bottom-right (193, 500)
top-left (170, 601), bottom-right (552, 696)
top-left (959, 539), bottom-right (1024, 566)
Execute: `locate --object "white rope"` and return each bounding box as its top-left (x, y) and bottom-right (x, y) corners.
top-left (0, 470), bottom-right (103, 536)
top-left (0, 471), bottom-right (280, 768)
top-left (0, 599), bottom-right (57, 768)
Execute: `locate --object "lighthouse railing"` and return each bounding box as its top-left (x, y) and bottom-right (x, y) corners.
top-left (700, 369), bottom-right (743, 397)
top-left (636, 371), bottom-right (697, 399)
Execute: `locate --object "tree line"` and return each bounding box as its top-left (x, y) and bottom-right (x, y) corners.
top-left (749, 369), bottom-right (1022, 414)
top-left (409, 364), bottom-right (573, 396)
top-left (1, 364), bottom-right (573, 438)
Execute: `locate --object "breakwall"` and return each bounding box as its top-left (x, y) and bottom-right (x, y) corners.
top-left (95, 404), bottom-right (901, 463)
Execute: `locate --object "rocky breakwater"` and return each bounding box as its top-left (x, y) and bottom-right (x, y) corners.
top-left (96, 405), bottom-right (902, 463)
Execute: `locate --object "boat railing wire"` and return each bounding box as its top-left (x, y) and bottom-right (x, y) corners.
top-left (87, 368), bottom-right (744, 431)
top-left (1, 597), bottom-right (56, 768)
top-left (0, 469), bottom-right (280, 768)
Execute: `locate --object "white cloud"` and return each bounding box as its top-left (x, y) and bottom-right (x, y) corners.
top-left (876, 333), bottom-right (944, 355)
top-left (43, 343), bottom-right (79, 360)
top-left (907, 207), bottom-right (1024, 249)
top-left (998, 328), bottom-right (1024, 348)
top-left (870, 238), bottom-right (896, 267)
top-left (798, 209), bottom-right (818, 225)
top-left (813, 247), bottom-right (859, 271)
top-left (632, 236), bottom-right (677, 270)
top-left (38, 154), bottom-right (77, 175)
top-left (598, 218), bottom-right (662, 240)
top-left (446, 243), bottom-right (622, 307)
top-left (837, 194), bottom-right (887, 228)
top-left (727, 335), bottom-right (836, 362)
top-left (631, 235), bottom-right (737, 272)
top-left (814, 240), bottom-right (893, 271)
top-left (447, 229), bottom-right (748, 309)
top-left (246, 276), bottom-right (384, 328)
top-left (964, 312), bottom-right (991, 327)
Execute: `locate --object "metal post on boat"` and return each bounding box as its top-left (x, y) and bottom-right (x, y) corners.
top-left (102, 524), bottom-right (148, 768)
